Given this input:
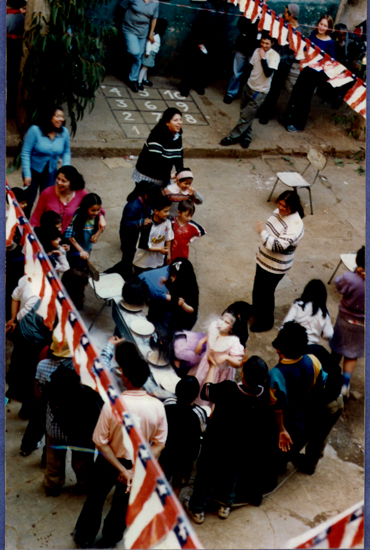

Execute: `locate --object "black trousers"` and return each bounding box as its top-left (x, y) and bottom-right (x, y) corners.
top-left (252, 264), bottom-right (285, 328)
top-left (74, 454), bottom-right (132, 547)
top-left (283, 67), bottom-right (329, 131)
top-left (258, 59), bottom-right (292, 123)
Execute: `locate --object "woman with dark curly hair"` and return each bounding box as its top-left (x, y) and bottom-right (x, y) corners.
top-left (133, 107), bottom-right (184, 187)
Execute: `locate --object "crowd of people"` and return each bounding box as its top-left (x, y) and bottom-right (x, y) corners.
top-left (5, 1), bottom-right (366, 548)
top-left (5, 96), bottom-right (365, 548)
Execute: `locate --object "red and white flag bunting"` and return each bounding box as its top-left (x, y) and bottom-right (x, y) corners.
top-left (286, 500), bottom-right (364, 548)
top-left (227, 0), bottom-right (366, 118)
top-left (5, 184), bottom-right (203, 550)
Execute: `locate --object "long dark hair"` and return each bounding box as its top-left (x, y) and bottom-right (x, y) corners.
top-left (39, 225), bottom-right (62, 254)
top-left (222, 301), bottom-right (253, 347)
top-left (296, 279), bottom-right (329, 317)
top-left (166, 258), bottom-right (199, 312)
top-left (55, 166), bottom-right (85, 191)
top-left (276, 190), bottom-right (305, 219)
top-left (126, 180), bottom-right (161, 202)
top-left (70, 193), bottom-right (102, 244)
top-left (38, 105), bottom-right (65, 135)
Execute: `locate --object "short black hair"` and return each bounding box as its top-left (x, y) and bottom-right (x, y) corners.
top-left (115, 341), bottom-right (150, 388)
top-left (261, 31), bottom-right (274, 43)
top-left (122, 278), bottom-right (149, 305)
top-left (12, 187), bottom-right (27, 205)
top-left (272, 321), bottom-right (308, 359)
top-left (175, 376), bottom-right (200, 405)
top-left (178, 199), bottom-right (195, 216)
top-left (242, 356), bottom-right (268, 389)
top-left (152, 194), bottom-right (172, 212)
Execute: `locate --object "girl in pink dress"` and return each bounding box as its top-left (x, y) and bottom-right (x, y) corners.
top-left (187, 301), bottom-right (252, 407)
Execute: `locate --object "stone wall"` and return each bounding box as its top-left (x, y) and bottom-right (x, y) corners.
top-left (89, 0), bottom-right (341, 78)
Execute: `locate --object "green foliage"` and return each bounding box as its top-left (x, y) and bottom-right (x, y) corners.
top-left (332, 113), bottom-right (365, 141)
top-left (355, 166), bottom-right (365, 176)
top-left (283, 157), bottom-right (295, 166)
top-left (335, 159), bottom-right (344, 167)
top-left (21, 0), bottom-right (117, 136)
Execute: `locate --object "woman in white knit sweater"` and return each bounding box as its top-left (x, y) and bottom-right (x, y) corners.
top-left (251, 191), bottom-right (305, 332)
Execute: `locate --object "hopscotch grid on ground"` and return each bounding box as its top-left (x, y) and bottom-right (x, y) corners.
top-left (100, 84), bottom-right (209, 139)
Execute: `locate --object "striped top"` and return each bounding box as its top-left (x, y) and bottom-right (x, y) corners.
top-left (256, 209), bottom-right (304, 274)
top-left (135, 125), bottom-right (184, 185)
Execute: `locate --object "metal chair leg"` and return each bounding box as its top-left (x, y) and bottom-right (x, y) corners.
top-left (308, 187), bottom-right (313, 215)
top-left (88, 300), bottom-right (109, 331)
top-left (267, 177), bottom-right (279, 202)
top-left (328, 259), bottom-right (342, 285)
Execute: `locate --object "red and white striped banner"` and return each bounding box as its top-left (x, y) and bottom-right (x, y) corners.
top-left (227, 0), bottom-right (366, 118)
top-left (286, 500), bottom-right (364, 549)
top-left (5, 184), bottom-right (203, 550)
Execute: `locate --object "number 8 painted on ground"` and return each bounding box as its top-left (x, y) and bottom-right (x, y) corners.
top-left (185, 114), bottom-right (197, 124)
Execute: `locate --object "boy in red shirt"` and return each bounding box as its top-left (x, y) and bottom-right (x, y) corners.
top-left (171, 200), bottom-right (206, 260)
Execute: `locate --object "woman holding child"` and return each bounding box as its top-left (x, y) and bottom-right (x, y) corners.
top-left (133, 108), bottom-right (184, 187)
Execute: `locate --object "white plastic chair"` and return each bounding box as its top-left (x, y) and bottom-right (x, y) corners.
top-left (328, 253), bottom-right (357, 284)
top-left (88, 273), bottom-right (125, 331)
top-left (267, 149), bottom-right (327, 215)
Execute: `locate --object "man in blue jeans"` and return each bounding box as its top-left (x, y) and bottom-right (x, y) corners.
top-left (220, 32), bottom-right (280, 149)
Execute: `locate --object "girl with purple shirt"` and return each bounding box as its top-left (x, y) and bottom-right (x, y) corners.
top-left (330, 246), bottom-right (365, 398)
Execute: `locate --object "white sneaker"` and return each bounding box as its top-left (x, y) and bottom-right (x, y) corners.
top-left (341, 384), bottom-right (350, 398)
top-left (218, 506), bottom-right (231, 519)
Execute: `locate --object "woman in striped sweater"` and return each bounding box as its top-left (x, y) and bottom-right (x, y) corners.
top-left (251, 191), bottom-right (305, 332)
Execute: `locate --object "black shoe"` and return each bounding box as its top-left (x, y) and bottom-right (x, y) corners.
top-left (293, 453), bottom-right (316, 475)
top-left (94, 536), bottom-right (117, 548)
top-left (45, 485), bottom-right (62, 497)
top-left (250, 322), bottom-right (273, 333)
top-left (220, 136), bottom-right (236, 146)
top-left (240, 140), bottom-right (251, 149)
top-left (137, 82), bottom-right (144, 91)
top-left (74, 530), bottom-right (94, 549)
top-left (196, 87), bottom-right (205, 95)
top-left (179, 87), bottom-right (189, 98)
top-left (223, 94), bottom-right (234, 104)
top-left (142, 79), bottom-right (153, 87)
top-left (129, 81), bottom-right (138, 93)
top-left (259, 118), bottom-right (269, 125)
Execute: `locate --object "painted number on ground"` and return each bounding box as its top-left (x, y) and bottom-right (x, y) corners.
top-left (109, 88), bottom-right (122, 97)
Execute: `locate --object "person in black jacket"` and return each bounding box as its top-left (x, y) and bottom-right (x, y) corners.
top-left (223, 16), bottom-right (261, 104)
top-left (133, 108), bottom-right (184, 187)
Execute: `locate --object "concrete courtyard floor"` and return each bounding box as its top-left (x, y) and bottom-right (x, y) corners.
top-left (5, 153), bottom-right (365, 549)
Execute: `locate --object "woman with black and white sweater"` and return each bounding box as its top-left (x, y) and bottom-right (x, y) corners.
top-left (251, 191), bottom-right (305, 332)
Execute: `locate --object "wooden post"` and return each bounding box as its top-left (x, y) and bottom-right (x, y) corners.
top-left (17, 0), bottom-right (50, 136)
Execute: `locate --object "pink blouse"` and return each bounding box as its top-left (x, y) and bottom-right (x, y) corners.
top-left (30, 187), bottom-right (105, 234)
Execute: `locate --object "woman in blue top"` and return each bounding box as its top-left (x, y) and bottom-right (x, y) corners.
top-left (120, 0), bottom-right (159, 92)
top-left (21, 105), bottom-right (71, 217)
top-left (282, 15), bottom-right (335, 133)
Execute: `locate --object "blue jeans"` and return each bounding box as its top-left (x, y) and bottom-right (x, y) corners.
top-left (123, 31), bottom-right (147, 82)
top-left (226, 51), bottom-right (247, 98)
